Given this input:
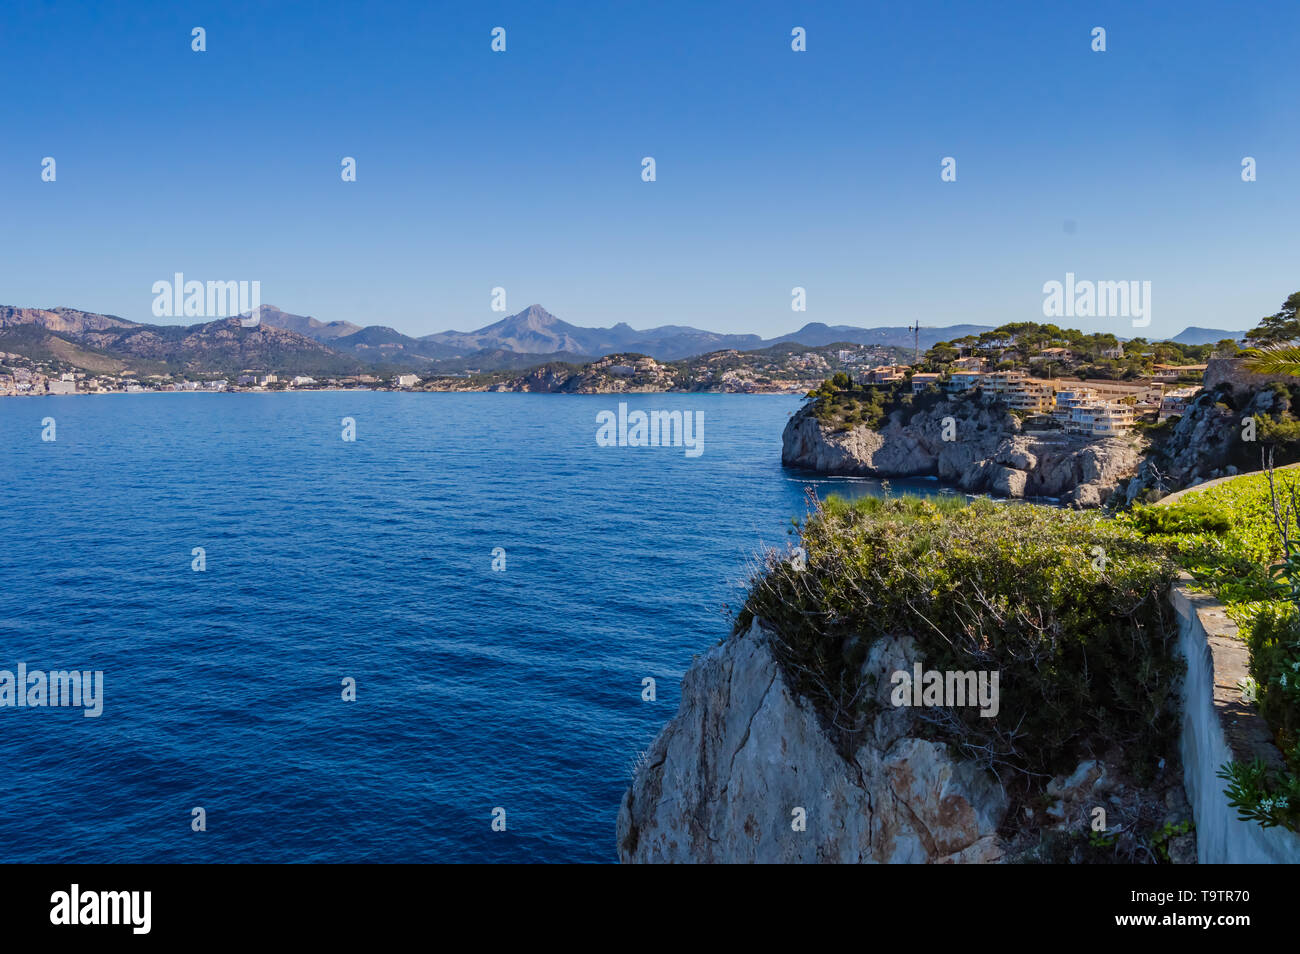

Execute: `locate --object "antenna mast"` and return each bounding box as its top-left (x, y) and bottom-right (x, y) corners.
top-left (908, 319), bottom-right (921, 365)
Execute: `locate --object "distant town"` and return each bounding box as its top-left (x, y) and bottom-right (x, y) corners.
top-left (0, 362), bottom-right (423, 397)
top-left (822, 323), bottom-right (1227, 438)
top-left (0, 311), bottom-right (1237, 440)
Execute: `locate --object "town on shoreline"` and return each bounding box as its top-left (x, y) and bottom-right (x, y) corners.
top-left (2, 322), bottom-right (1227, 441)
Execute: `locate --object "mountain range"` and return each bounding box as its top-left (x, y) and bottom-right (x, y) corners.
top-left (0, 302), bottom-right (1249, 377)
top-left (255, 305), bottom-right (1248, 360)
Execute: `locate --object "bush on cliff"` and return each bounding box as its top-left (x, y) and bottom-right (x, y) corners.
top-left (803, 377), bottom-right (998, 433)
top-left (806, 381), bottom-right (898, 431)
top-left (738, 495), bottom-right (1182, 784)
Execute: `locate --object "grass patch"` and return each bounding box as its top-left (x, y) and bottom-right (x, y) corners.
top-left (1123, 470), bottom-right (1300, 830)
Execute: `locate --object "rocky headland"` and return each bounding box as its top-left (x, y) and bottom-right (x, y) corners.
top-left (781, 393), bottom-right (1141, 507)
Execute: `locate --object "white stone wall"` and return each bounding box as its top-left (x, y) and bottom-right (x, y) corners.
top-left (1172, 580), bottom-right (1300, 863)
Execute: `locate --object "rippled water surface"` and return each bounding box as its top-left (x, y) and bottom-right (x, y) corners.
top-left (0, 392), bottom-right (950, 862)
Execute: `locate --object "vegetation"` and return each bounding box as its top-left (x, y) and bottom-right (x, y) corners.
top-left (738, 495), bottom-right (1182, 787)
top-left (1244, 291), bottom-right (1300, 347)
top-left (803, 373), bottom-right (973, 431)
top-left (804, 374), bottom-right (904, 429)
top-left (1123, 468), bottom-right (1300, 831)
top-left (917, 320), bottom-right (1224, 378)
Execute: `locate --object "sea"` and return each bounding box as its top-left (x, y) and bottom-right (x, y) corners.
top-left (0, 392), bottom-right (953, 863)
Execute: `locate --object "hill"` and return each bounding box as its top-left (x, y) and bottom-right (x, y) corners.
top-left (1169, 326), bottom-right (1247, 345)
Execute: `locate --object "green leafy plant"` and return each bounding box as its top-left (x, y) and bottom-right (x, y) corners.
top-left (1217, 758), bottom-right (1300, 829)
top-left (1088, 830), bottom-right (1118, 849)
top-left (1150, 819), bottom-right (1193, 861)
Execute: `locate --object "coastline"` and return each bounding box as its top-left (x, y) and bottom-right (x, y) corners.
top-left (0, 386), bottom-right (813, 398)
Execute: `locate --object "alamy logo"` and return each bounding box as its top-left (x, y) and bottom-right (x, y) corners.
top-left (50, 884), bottom-right (150, 934)
top-left (0, 663), bottom-right (103, 717)
top-left (890, 663), bottom-right (999, 718)
top-left (1042, 272), bottom-right (1151, 328)
top-left (595, 403), bottom-right (704, 457)
top-left (151, 273), bottom-right (261, 322)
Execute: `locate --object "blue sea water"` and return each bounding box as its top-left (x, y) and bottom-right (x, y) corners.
top-left (0, 392), bottom-right (947, 863)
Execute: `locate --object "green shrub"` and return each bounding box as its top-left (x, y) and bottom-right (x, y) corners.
top-left (739, 496), bottom-right (1182, 784)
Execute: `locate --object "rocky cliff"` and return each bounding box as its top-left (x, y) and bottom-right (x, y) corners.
top-left (618, 620), bottom-right (1193, 863)
top-left (1123, 381), bottom-right (1288, 502)
top-left (781, 395), bottom-right (1141, 507)
top-left (617, 621), bottom-right (1008, 863)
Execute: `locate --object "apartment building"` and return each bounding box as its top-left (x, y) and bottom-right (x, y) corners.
top-left (1065, 402), bottom-right (1134, 437)
top-left (911, 372), bottom-right (942, 393)
top-left (1152, 363), bottom-right (1208, 382)
top-left (1158, 386), bottom-right (1200, 422)
top-left (1051, 387), bottom-right (1096, 425)
top-left (944, 371), bottom-right (1135, 435)
top-left (945, 371), bottom-right (1054, 412)
top-left (944, 371), bottom-right (985, 393)
top-left (979, 372), bottom-right (1053, 411)
top-left (1054, 378), bottom-right (1163, 404)
top-left (1029, 347), bottom-right (1073, 364)
top-left (863, 364), bottom-right (909, 384)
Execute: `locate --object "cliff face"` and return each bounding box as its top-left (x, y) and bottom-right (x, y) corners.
top-left (618, 619), bottom-right (1197, 864)
top-left (617, 621), bottom-right (1008, 863)
top-left (781, 397), bottom-right (1141, 507)
top-left (1124, 385), bottom-right (1283, 502)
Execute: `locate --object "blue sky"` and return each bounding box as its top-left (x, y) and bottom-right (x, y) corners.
top-left (1, 0), bottom-right (1296, 340)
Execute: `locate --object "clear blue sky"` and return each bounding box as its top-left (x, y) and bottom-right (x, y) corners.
top-left (2, 0), bottom-right (1296, 339)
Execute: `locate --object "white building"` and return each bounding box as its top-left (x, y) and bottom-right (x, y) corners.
top-left (1065, 402), bottom-right (1134, 437)
top-left (1158, 386), bottom-right (1200, 422)
top-left (1029, 347), bottom-right (1073, 364)
top-left (1052, 387), bottom-right (1097, 424)
top-left (395, 374), bottom-right (421, 388)
top-left (944, 371), bottom-right (985, 393)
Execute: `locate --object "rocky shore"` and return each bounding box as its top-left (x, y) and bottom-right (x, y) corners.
top-left (781, 395), bottom-right (1141, 507)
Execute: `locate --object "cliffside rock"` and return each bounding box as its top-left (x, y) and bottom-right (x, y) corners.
top-left (990, 465), bottom-right (1027, 497)
top-left (781, 397), bottom-right (1141, 507)
top-left (1125, 384), bottom-right (1283, 502)
top-left (1203, 356), bottom-right (1297, 392)
top-left (617, 621), bottom-right (1008, 863)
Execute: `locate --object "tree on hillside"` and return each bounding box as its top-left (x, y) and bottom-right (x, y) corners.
top-left (1246, 291), bottom-right (1300, 346)
top-left (1243, 291), bottom-right (1300, 376)
top-left (925, 342), bottom-right (958, 365)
